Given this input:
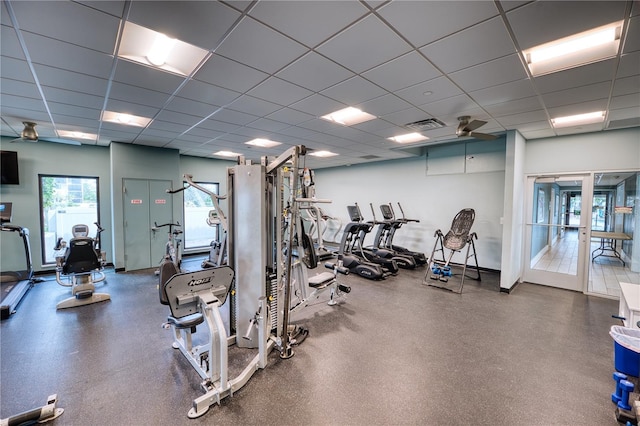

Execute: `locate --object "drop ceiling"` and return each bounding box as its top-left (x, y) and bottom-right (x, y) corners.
top-left (1, 0), bottom-right (638, 168)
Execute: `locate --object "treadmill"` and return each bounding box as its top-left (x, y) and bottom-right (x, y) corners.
top-left (1, 202), bottom-right (35, 319)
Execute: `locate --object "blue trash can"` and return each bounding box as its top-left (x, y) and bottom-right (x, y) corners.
top-left (610, 325), bottom-right (640, 377)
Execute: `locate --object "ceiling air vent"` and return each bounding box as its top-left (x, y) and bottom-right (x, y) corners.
top-left (360, 155), bottom-right (381, 160)
top-left (607, 117), bottom-right (640, 130)
top-left (405, 118), bottom-right (446, 131)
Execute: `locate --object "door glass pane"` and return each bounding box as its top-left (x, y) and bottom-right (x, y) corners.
top-left (588, 171), bottom-right (640, 297)
top-left (183, 181), bottom-right (219, 249)
top-left (39, 175), bottom-right (99, 264)
top-left (529, 180), bottom-right (580, 276)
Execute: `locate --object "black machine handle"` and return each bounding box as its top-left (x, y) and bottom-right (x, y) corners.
top-left (166, 187), bottom-right (187, 194)
top-left (324, 262), bottom-right (349, 276)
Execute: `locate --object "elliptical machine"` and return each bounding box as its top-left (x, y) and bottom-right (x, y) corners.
top-left (328, 206), bottom-right (388, 280)
top-left (378, 203), bottom-right (428, 266)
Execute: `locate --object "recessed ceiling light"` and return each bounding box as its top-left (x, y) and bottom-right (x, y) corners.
top-left (101, 111), bottom-right (152, 127)
top-left (213, 150), bottom-right (241, 157)
top-left (320, 107), bottom-right (376, 126)
top-left (118, 22), bottom-right (209, 76)
top-left (245, 138), bottom-right (282, 148)
top-left (309, 150), bottom-right (338, 158)
top-left (388, 132), bottom-right (429, 144)
top-left (523, 21), bottom-right (622, 76)
top-left (551, 111), bottom-right (605, 128)
top-left (57, 130), bottom-right (97, 141)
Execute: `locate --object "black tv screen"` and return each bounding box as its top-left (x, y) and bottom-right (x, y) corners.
top-left (1, 151), bottom-right (20, 185)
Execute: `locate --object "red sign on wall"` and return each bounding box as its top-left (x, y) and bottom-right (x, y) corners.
top-left (155, 199), bottom-right (166, 204)
top-left (131, 199), bottom-right (143, 204)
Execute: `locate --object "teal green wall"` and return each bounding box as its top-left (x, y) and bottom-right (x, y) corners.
top-left (0, 138), bottom-right (232, 273)
top-left (0, 137), bottom-right (111, 271)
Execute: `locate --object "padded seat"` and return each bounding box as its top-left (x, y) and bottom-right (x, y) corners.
top-left (308, 271), bottom-right (335, 288)
top-left (167, 312), bottom-right (204, 329)
top-left (62, 237), bottom-right (100, 274)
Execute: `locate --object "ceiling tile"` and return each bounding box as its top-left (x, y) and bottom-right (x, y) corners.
top-left (74, 1), bottom-right (126, 17)
top-left (194, 54), bottom-right (269, 93)
top-left (1, 78), bottom-right (40, 99)
top-left (265, 108), bottom-right (315, 126)
top-left (470, 78), bottom-right (537, 106)
top-left (113, 59), bottom-right (186, 94)
top-left (227, 95), bottom-right (283, 117)
top-left (127, 1), bottom-right (240, 50)
top-left (164, 97), bottom-right (219, 118)
top-left (395, 76), bottom-right (464, 105)
top-left (547, 99), bottom-right (610, 118)
top-left (483, 96), bottom-right (543, 116)
top-left (541, 82), bottom-right (612, 109)
top-left (197, 118), bottom-right (242, 134)
top-left (154, 110), bottom-right (202, 127)
top-left (22, 32), bottom-right (114, 79)
top-left (378, 1), bottom-right (498, 47)
top-left (42, 87), bottom-right (105, 110)
top-left (449, 54), bottom-right (528, 92)
top-left (534, 59), bottom-right (617, 93)
top-left (245, 118), bottom-right (291, 133)
top-left (618, 51), bottom-right (640, 79)
top-left (248, 1), bottom-right (369, 48)
top-left (215, 17), bottom-right (308, 74)
top-left (507, 1), bottom-right (627, 50)
top-left (289, 94), bottom-right (346, 117)
top-left (247, 77), bottom-right (313, 107)
top-left (177, 80), bottom-right (240, 107)
top-left (316, 15), bottom-right (412, 73)
top-left (109, 82), bottom-right (172, 109)
top-left (623, 15), bottom-right (640, 54)
top-left (48, 102), bottom-right (101, 120)
top-left (208, 108), bottom-right (258, 126)
top-left (613, 75), bottom-right (640, 96)
top-left (321, 76), bottom-right (387, 105)
top-left (9, 0), bottom-right (119, 53)
top-left (356, 94), bottom-right (414, 117)
top-left (418, 94), bottom-right (482, 118)
top-left (610, 93), bottom-right (640, 110)
top-left (420, 17), bottom-right (516, 73)
top-left (362, 51), bottom-right (442, 92)
top-left (105, 98), bottom-right (160, 118)
top-left (496, 110), bottom-right (549, 127)
top-left (1, 25), bottom-right (26, 60)
top-left (34, 64), bottom-right (108, 97)
top-left (380, 107), bottom-right (440, 127)
top-left (277, 51), bottom-right (354, 92)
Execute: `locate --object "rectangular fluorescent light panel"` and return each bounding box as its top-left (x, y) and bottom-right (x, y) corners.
top-left (321, 107), bottom-right (376, 126)
top-left (245, 138), bottom-right (282, 148)
top-left (388, 132), bottom-right (429, 144)
top-left (551, 111), bottom-right (605, 128)
top-left (213, 150), bottom-right (241, 157)
top-left (101, 111), bottom-right (152, 127)
top-left (309, 150), bottom-right (338, 158)
top-left (524, 21), bottom-right (622, 76)
top-left (118, 21), bottom-right (209, 76)
top-left (57, 130), bottom-right (97, 141)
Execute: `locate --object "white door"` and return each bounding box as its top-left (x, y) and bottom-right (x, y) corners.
top-left (523, 174), bottom-right (593, 292)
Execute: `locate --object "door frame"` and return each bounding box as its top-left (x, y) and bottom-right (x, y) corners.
top-left (522, 173), bottom-right (593, 292)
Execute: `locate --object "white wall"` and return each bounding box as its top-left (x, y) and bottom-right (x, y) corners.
top-left (524, 127), bottom-right (640, 174)
top-left (500, 130), bottom-right (526, 290)
top-left (314, 140), bottom-right (506, 270)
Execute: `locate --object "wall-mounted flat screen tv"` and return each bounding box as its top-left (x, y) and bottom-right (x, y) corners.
top-left (1, 150), bottom-right (20, 185)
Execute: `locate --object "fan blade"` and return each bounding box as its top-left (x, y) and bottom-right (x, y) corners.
top-left (469, 131), bottom-right (498, 140)
top-left (39, 137), bottom-right (82, 146)
top-left (464, 119), bottom-right (487, 132)
top-left (10, 137), bottom-right (36, 143)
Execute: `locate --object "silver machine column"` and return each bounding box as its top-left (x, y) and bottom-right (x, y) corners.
top-left (227, 146), bottom-right (303, 351)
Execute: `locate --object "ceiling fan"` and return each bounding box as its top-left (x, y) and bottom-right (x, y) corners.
top-left (10, 121), bottom-right (82, 146)
top-left (456, 116), bottom-right (497, 140)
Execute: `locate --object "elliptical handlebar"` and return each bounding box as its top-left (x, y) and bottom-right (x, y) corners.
top-left (396, 202), bottom-right (420, 223)
top-left (180, 174), bottom-right (228, 232)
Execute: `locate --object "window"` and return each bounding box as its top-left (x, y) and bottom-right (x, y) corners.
top-left (39, 175), bottom-right (99, 265)
top-left (183, 181), bottom-right (219, 250)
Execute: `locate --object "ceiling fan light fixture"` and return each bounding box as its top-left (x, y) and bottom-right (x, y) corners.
top-left (21, 121), bottom-right (38, 140)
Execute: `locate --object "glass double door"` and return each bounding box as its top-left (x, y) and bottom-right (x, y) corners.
top-left (523, 174), bottom-right (593, 292)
